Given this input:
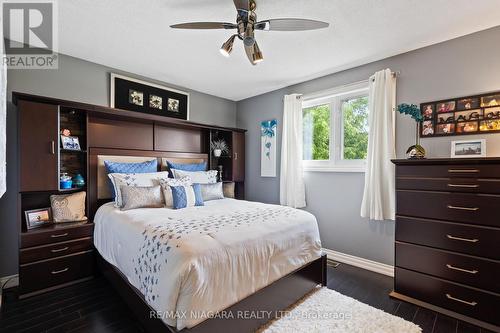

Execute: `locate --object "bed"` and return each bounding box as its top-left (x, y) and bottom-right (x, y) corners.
top-left (89, 148), bottom-right (326, 333)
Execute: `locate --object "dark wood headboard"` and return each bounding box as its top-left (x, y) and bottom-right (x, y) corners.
top-left (88, 148), bottom-right (208, 218)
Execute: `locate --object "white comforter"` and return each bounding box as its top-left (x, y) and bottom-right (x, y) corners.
top-left (93, 199), bottom-right (322, 329)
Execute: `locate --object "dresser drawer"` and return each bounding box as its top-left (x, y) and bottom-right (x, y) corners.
top-left (396, 164), bottom-right (500, 179)
top-left (395, 267), bottom-right (500, 326)
top-left (19, 251), bottom-right (94, 295)
top-left (20, 237), bottom-right (93, 264)
top-left (396, 177), bottom-right (500, 194)
top-left (396, 242), bottom-right (500, 292)
top-left (397, 191), bottom-right (500, 227)
top-left (21, 223), bottom-right (94, 248)
top-left (396, 217), bottom-right (500, 260)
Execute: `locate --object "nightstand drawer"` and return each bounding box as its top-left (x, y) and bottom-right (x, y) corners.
top-left (395, 268), bottom-right (500, 326)
top-left (19, 251), bottom-right (94, 295)
top-left (397, 191), bottom-right (500, 227)
top-left (396, 242), bottom-right (500, 292)
top-left (20, 237), bottom-right (93, 264)
top-left (396, 217), bottom-right (500, 260)
top-left (21, 223), bottom-right (94, 248)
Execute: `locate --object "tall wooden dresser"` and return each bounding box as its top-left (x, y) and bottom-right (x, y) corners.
top-left (392, 158), bottom-right (500, 332)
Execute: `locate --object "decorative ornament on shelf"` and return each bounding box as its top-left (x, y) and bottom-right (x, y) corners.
top-left (72, 173), bottom-right (85, 188)
top-left (210, 139), bottom-right (229, 157)
top-left (397, 103), bottom-right (426, 159)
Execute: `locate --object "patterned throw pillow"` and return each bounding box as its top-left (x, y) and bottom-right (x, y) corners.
top-left (200, 182), bottom-right (224, 201)
top-left (170, 184), bottom-right (204, 209)
top-left (50, 191), bottom-right (87, 223)
top-left (159, 176), bottom-right (192, 208)
top-left (108, 171), bottom-right (170, 207)
top-left (104, 159), bottom-right (158, 197)
top-left (171, 169), bottom-right (218, 184)
top-left (120, 185), bottom-right (165, 211)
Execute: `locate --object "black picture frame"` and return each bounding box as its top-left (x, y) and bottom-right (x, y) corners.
top-left (420, 90), bottom-right (500, 138)
top-left (25, 207), bottom-right (53, 230)
top-left (110, 73), bottom-right (189, 120)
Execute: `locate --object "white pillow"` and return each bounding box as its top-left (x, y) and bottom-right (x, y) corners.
top-left (171, 169), bottom-right (218, 184)
top-left (201, 182), bottom-right (224, 201)
top-left (159, 176), bottom-right (192, 208)
top-left (108, 171), bottom-right (170, 207)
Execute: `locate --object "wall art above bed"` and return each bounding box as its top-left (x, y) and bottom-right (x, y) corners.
top-left (110, 73), bottom-right (189, 120)
top-left (420, 90), bottom-right (500, 138)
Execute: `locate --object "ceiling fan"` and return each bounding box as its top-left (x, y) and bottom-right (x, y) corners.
top-left (170, 0), bottom-right (329, 65)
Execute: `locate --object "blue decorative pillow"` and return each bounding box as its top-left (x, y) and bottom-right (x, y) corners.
top-left (170, 184), bottom-right (204, 209)
top-left (104, 159), bottom-right (158, 197)
top-left (167, 161), bottom-right (206, 174)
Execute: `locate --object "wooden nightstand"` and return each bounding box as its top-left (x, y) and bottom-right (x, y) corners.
top-left (19, 221), bottom-right (95, 298)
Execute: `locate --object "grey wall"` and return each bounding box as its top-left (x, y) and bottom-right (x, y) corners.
top-left (237, 26), bottom-right (500, 265)
top-left (0, 53), bottom-right (237, 277)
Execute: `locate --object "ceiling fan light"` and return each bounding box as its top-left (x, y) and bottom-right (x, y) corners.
top-left (220, 35), bottom-right (236, 57)
top-left (252, 42), bottom-right (264, 64)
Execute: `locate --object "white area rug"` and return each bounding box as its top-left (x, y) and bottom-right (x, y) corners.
top-left (260, 287), bottom-right (421, 333)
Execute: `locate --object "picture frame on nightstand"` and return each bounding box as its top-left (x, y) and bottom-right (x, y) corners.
top-left (24, 207), bottom-right (53, 230)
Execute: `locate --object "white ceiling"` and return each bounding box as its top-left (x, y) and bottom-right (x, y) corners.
top-left (55, 0), bottom-right (500, 101)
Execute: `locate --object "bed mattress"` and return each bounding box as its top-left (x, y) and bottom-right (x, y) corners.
top-left (93, 198), bottom-right (322, 329)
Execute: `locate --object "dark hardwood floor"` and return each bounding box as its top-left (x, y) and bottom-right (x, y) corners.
top-left (0, 263), bottom-right (492, 333)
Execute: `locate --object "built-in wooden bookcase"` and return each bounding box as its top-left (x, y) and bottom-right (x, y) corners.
top-left (59, 107), bottom-right (88, 192)
top-left (209, 129), bottom-right (233, 181)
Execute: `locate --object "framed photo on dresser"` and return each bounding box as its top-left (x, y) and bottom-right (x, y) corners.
top-left (451, 139), bottom-right (486, 158)
top-left (110, 73), bottom-right (189, 120)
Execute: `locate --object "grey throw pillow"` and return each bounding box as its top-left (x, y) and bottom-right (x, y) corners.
top-left (120, 185), bottom-right (165, 211)
top-left (201, 182), bottom-right (224, 201)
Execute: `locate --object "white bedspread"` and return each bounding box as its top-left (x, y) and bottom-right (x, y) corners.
top-left (93, 199), bottom-right (322, 329)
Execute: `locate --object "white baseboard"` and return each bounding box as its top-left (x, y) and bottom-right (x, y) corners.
top-left (322, 248), bottom-right (394, 277)
top-left (1, 274), bottom-right (19, 289)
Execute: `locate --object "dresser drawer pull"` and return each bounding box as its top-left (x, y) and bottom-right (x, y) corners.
top-left (51, 268), bottom-right (69, 275)
top-left (446, 264), bottom-right (478, 274)
top-left (50, 246), bottom-right (69, 253)
top-left (448, 169), bottom-right (479, 173)
top-left (50, 233), bottom-right (69, 238)
top-left (447, 205), bottom-right (479, 211)
top-left (445, 293), bottom-right (477, 306)
top-left (447, 183), bottom-right (479, 188)
top-left (446, 234), bottom-right (479, 243)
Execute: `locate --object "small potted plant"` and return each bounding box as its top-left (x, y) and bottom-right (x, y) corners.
top-left (210, 139), bottom-right (229, 157)
top-left (397, 103), bottom-right (425, 159)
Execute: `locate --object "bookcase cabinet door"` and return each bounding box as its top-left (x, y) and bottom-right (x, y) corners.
top-left (232, 131), bottom-right (245, 182)
top-left (19, 100), bottom-right (59, 192)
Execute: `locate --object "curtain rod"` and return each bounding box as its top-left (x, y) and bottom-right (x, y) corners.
top-left (371, 70), bottom-right (401, 81)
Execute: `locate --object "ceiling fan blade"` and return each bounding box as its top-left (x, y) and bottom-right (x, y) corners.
top-left (233, 0), bottom-right (249, 11)
top-left (244, 43), bottom-right (257, 66)
top-left (170, 22), bottom-right (237, 30)
top-left (255, 18), bottom-right (329, 31)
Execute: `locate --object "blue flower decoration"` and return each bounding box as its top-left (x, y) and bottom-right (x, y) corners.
top-left (261, 119), bottom-right (277, 137)
top-left (397, 103), bottom-right (423, 122)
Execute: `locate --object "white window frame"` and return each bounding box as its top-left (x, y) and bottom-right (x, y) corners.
top-left (302, 80), bottom-right (369, 173)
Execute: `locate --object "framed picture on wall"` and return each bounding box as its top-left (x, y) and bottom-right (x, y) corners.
top-left (110, 73), bottom-right (189, 120)
top-left (451, 139), bottom-right (486, 158)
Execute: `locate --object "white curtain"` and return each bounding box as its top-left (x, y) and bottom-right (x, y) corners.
top-left (360, 69), bottom-right (396, 220)
top-left (0, 27), bottom-right (6, 198)
top-left (280, 94), bottom-right (306, 208)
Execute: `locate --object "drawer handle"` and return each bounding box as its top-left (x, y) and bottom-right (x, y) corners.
top-left (447, 184), bottom-right (479, 188)
top-left (50, 246), bottom-right (69, 253)
top-left (445, 293), bottom-right (477, 306)
top-left (50, 233), bottom-right (69, 238)
top-left (51, 268), bottom-right (69, 275)
top-left (447, 205), bottom-right (479, 211)
top-left (446, 264), bottom-right (478, 274)
top-left (448, 169), bottom-right (479, 173)
top-left (446, 234), bottom-right (479, 243)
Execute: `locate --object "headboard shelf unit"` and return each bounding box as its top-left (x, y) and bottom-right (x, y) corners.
top-left (59, 107), bottom-right (88, 191)
top-left (209, 129), bottom-right (234, 181)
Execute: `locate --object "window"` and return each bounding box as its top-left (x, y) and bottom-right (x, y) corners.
top-left (302, 81), bottom-right (369, 172)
